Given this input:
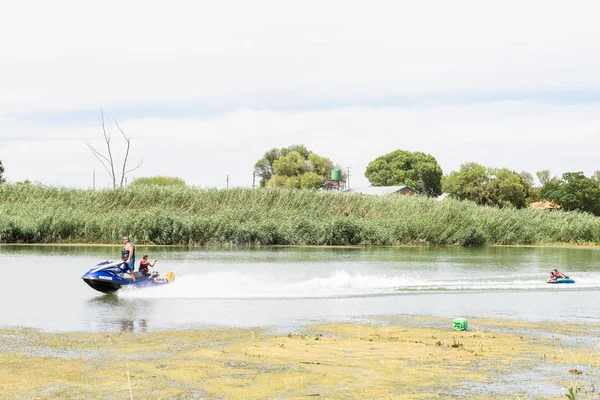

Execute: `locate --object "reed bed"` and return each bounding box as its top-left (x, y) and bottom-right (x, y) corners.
top-left (1, 184), bottom-right (599, 246)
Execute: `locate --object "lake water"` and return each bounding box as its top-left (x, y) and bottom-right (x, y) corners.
top-left (1, 245), bottom-right (599, 332)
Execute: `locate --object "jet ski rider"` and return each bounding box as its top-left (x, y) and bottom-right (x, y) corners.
top-left (121, 236), bottom-right (136, 281)
top-left (139, 254), bottom-right (158, 279)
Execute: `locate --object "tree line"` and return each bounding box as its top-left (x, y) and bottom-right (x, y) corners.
top-left (254, 146), bottom-right (600, 216)
top-left (3, 142), bottom-right (600, 217)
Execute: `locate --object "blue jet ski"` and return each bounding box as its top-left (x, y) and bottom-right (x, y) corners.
top-left (82, 260), bottom-right (175, 294)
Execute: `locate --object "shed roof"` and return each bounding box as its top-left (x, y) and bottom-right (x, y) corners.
top-left (345, 186), bottom-right (418, 196)
top-left (529, 201), bottom-right (561, 209)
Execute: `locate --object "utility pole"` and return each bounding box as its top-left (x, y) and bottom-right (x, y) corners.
top-left (252, 172), bottom-right (256, 188)
top-left (347, 166), bottom-right (351, 190)
top-left (93, 169), bottom-right (96, 190)
top-left (226, 174), bottom-right (229, 189)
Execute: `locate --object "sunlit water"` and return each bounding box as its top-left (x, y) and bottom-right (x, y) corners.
top-left (1, 245), bottom-right (599, 332)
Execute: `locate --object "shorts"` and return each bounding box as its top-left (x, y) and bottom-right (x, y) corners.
top-left (126, 257), bottom-right (136, 271)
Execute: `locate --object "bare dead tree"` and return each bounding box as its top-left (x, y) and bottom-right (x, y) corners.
top-left (85, 110), bottom-right (143, 189)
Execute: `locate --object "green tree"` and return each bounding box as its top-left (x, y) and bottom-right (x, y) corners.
top-left (365, 150), bottom-right (442, 196)
top-left (254, 148), bottom-right (281, 186)
top-left (0, 159), bottom-right (5, 184)
top-left (272, 152), bottom-right (305, 177)
top-left (282, 144), bottom-right (310, 159)
top-left (517, 170), bottom-right (539, 203)
top-left (266, 175), bottom-right (287, 188)
top-left (536, 170), bottom-right (552, 186)
top-left (486, 168), bottom-right (527, 208)
top-left (443, 163), bottom-right (529, 208)
top-left (442, 162), bottom-right (488, 202)
top-left (299, 172), bottom-right (324, 189)
top-left (131, 176), bottom-right (186, 186)
top-left (285, 176), bottom-right (301, 189)
top-left (307, 153), bottom-right (334, 177)
top-left (254, 145), bottom-right (340, 189)
top-left (541, 172), bottom-right (600, 215)
top-left (518, 171), bottom-right (534, 188)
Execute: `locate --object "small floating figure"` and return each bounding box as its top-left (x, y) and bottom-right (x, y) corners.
top-left (547, 269), bottom-right (574, 284)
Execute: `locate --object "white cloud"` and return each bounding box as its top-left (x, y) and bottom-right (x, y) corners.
top-left (1, 101), bottom-right (599, 188)
top-left (1, 1), bottom-right (600, 188)
top-left (1, 1), bottom-right (600, 113)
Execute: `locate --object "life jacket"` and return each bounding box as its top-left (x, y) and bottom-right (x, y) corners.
top-left (139, 259), bottom-right (149, 272)
top-left (121, 244), bottom-right (135, 260)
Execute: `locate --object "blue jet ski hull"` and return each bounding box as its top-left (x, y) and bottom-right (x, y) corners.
top-left (82, 261), bottom-right (172, 294)
top-left (548, 279), bottom-right (575, 284)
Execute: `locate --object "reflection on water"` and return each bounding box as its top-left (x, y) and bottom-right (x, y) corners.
top-left (87, 295), bottom-right (155, 332)
top-left (88, 294), bottom-right (121, 305)
top-left (119, 319), bottom-right (148, 332)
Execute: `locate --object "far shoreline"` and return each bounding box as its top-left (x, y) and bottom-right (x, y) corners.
top-left (1, 242), bottom-right (600, 249)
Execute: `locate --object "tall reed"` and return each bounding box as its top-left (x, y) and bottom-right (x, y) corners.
top-left (1, 184), bottom-right (599, 246)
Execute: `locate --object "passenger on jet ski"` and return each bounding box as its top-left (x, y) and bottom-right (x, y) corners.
top-left (139, 254), bottom-right (158, 279)
top-left (121, 236), bottom-right (136, 281)
top-left (547, 269), bottom-right (568, 283)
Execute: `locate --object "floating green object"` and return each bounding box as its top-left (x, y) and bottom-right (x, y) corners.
top-left (453, 318), bottom-right (468, 331)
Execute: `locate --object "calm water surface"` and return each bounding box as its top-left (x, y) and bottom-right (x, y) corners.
top-left (1, 245), bottom-right (599, 332)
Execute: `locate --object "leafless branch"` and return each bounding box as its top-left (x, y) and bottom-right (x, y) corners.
top-left (86, 110), bottom-right (144, 189)
top-left (85, 140), bottom-right (112, 166)
top-left (101, 110), bottom-right (117, 188)
top-left (115, 120), bottom-right (130, 187)
top-left (85, 141), bottom-right (114, 181)
top-left (124, 158), bottom-right (144, 176)
top-left (114, 120), bottom-right (143, 187)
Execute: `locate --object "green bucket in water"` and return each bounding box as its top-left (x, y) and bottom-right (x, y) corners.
top-left (453, 318), bottom-right (468, 331)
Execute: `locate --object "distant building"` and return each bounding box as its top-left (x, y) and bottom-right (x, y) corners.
top-left (345, 186), bottom-right (419, 196)
top-left (529, 201), bottom-right (561, 210)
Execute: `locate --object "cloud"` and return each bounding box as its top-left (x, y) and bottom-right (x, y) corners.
top-left (1, 101), bottom-right (599, 188)
top-left (1, 1), bottom-right (600, 114)
top-left (2, 1), bottom-right (600, 188)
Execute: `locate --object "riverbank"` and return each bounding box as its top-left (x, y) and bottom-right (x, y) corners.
top-left (2, 184), bottom-right (600, 246)
top-left (1, 317), bottom-right (598, 399)
top-left (2, 242), bottom-right (600, 249)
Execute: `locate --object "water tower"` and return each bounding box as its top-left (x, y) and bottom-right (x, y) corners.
top-left (322, 168), bottom-right (347, 191)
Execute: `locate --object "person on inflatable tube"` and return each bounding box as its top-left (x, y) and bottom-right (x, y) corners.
top-left (547, 268), bottom-right (568, 283)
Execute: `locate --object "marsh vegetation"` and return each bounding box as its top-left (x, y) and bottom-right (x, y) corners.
top-left (2, 185), bottom-right (600, 246)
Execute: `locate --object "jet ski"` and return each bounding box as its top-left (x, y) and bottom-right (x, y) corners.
top-left (81, 260), bottom-right (175, 294)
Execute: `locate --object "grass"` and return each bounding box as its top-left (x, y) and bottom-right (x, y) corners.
top-left (1, 184), bottom-right (600, 246)
top-left (0, 318), bottom-right (598, 399)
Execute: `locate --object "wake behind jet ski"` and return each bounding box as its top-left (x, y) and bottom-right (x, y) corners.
top-left (82, 260), bottom-right (175, 294)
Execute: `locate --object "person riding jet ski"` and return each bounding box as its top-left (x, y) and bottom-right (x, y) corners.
top-left (121, 236), bottom-right (136, 281)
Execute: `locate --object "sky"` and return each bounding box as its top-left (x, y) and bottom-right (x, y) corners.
top-left (1, 0), bottom-right (600, 189)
